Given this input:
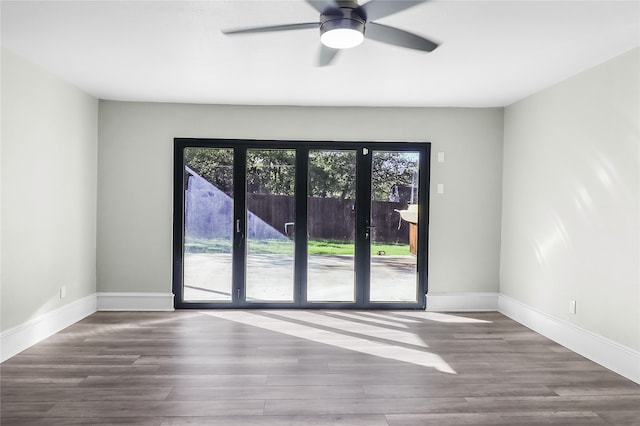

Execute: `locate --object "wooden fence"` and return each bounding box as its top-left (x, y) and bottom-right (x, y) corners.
top-left (247, 194), bottom-right (410, 244)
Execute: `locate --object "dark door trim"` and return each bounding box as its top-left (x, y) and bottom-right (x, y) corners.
top-left (173, 138), bottom-right (431, 310)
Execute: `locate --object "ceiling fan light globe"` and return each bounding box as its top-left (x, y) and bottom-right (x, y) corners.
top-left (321, 28), bottom-right (364, 49)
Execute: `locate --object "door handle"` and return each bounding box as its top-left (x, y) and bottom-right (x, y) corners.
top-left (365, 225), bottom-right (376, 240)
top-left (236, 219), bottom-right (244, 245)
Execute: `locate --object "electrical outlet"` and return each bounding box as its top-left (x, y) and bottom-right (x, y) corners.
top-left (569, 300), bottom-right (576, 314)
top-left (60, 285), bottom-right (66, 299)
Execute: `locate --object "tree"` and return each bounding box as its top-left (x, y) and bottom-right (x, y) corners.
top-left (247, 150), bottom-right (296, 196)
top-left (371, 152), bottom-right (419, 202)
top-left (185, 147), bottom-right (234, 195)
top-left (308, 150), bottom-right (356, 199)
top-left (185, 148), bottom-right (419, 201)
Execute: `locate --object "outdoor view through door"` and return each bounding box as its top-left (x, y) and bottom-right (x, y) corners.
top-left (173, 139), bottom-right (430, 309)
top-left (307, 149), bottom-right (357, 302)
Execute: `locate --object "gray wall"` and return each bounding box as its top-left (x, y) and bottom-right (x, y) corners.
top-left (1, 49), bottom-right (98, 332)
top-left (3, 41), bottom-right (637, 357)
top-left (501, 48), bottom-right (640, 351)
top-left (97, 104), bottom-right (504, 296)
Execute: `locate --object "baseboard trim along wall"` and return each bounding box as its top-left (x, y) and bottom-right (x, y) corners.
top-left (0, 294), bottom-right (97, 362)
top-left (498, 294), bottom-right (640, 385)
top-left (96, 292), bottom-right (175, 311)
top-left (426, 292), bottom-right (499, 311)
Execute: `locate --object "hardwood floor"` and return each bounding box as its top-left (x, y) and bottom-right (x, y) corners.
top-left (1, 310), bottom-right (639, 425)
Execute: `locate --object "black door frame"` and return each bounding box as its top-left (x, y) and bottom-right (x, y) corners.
top-left (173, 138), bottom-right (431, 309)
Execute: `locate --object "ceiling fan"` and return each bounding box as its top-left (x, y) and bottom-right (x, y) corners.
top-left (222, 0), bottom-right (438, 66)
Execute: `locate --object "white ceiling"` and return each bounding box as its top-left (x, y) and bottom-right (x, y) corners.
top-left (2, 0), bottom-right (639, 107)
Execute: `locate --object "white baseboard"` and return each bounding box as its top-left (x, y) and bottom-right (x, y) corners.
top-left (498, 294), bottom-right (640, 385)
top-left (96, 292), bottom-right (175, 311)
top-left (426, 292), bottom-right (498, 311)
top-left (1, 294), bottom-right (97, 362)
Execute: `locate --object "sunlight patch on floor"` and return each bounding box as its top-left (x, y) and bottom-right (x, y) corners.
top-left (400, 311), bottom-right (494, 324)
top-left (53, 312), bottom-right (202, 340)
top-left (202, 310), bottom-right (457, 374)
top-left (320, 311), bottom-right (414, 328)
top-left (267, 311), bottom-right (426, 347)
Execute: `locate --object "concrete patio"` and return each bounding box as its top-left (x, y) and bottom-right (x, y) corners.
top-left (183, 253), bottom-right (418, 303)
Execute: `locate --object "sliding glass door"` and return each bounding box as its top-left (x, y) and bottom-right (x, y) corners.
top-left (245, 149), bottom-right (297, 302)
top-left (173, 140), bottom-right (430, 309)
top-left (181, 147), bottom-right (234, 302)
top-left (369, 150), bottom-right (421, 303)
top-left (306, 149), bottom-right (357, 302)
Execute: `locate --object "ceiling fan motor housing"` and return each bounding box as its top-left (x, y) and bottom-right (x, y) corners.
top-left (320, 7), bottom-right (366, 41)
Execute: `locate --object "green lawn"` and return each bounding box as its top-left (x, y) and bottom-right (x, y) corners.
top-left (308, 239), bottom-right (411, 256)
top-left (185, 238), bottom-right (410, 255)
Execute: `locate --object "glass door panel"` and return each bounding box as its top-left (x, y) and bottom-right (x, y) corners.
top-left (306, 150), bottom-right (357, 302)
top-left (175, 140), bottom-right (429, 309)
top-left (182, 147), bottom-right (234, 302)
top-left (245, 149), bottom-right (296, 302)
top-left (369, 150), bottom-right (420, 302)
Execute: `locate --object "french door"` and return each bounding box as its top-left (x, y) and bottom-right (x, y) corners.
top-left (173, 139), bottom-right (430, 309)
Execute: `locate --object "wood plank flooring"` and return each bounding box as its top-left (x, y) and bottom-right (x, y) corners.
top-left (1, 310), bottom-right (639, 425)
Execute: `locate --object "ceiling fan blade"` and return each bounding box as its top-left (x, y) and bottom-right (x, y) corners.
top-left (358, 0), bottom-right (427, 21)
top-left (306, 0), bottom-right (338, 13)
top-left (365, 22), bottom-right (438, 52)
top-left (318, 45), bottom-right (339, 66)
top-left (223, 22), bottom-right (319, 35)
